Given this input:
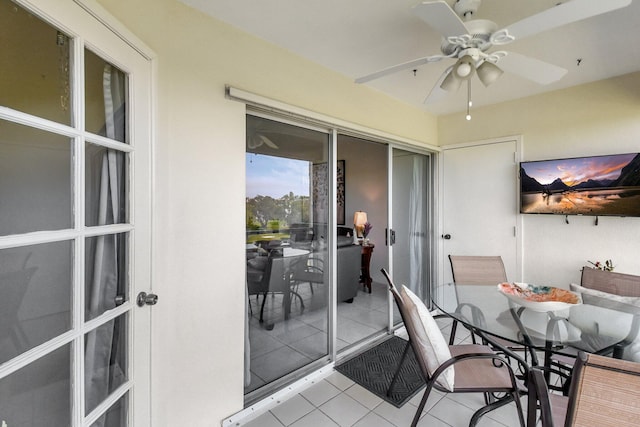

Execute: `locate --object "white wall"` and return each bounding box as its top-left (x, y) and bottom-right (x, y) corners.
top-left (95, 0), bottom-right (438, 425)
top-left (438, 72), bottom-right (640, 287)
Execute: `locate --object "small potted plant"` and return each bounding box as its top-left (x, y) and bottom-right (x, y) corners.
top-left (362, 222), bottom-right (372, 245)
top-left (588, 259), bottom-right (615, 272)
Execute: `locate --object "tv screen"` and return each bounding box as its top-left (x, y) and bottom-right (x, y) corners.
top-left (520, 153), bottom-right (640, 216)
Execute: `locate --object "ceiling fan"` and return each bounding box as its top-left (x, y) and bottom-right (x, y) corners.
top-left (355, 0), bottom-right (632, 108)
top-left (247, 133), bottom-right (279, 150)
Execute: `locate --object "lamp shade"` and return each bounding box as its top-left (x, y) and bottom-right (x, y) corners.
top-left (476, 61), bottom-right (503, 87)
top-left (440, 55), bottom-right (476, 92)
top-left (354, 211), bottom-right (368, 227)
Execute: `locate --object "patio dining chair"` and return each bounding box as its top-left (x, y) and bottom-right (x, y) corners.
top-left (448, 255), bottom-right (509, 345)
top-left (381, 268), bottom-right (525, 427)
top-left (247, 251), bottom-right (305, 325)
top-left (527, 352), bottom-right (640, 426)
top-left (547, 266), bottom-right (640, 392)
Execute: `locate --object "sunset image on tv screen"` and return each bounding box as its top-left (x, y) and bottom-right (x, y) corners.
top-left (520, 153), bottom-right (640, 216)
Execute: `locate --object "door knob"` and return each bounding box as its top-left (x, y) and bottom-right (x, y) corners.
top-left (137, 292), bottom-right (158, 307)
top-left (442, 234), bottom-right (451, 240)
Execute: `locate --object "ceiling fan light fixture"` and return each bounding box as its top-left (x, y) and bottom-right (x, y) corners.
top-left (456, 62), bottom-right (473, 78)
top-left (477, 61), bottom-right (504, 86)
top-left (454, 55), bottom-right (476, 80)
top-left (440, 70), bottom-right (462, 92)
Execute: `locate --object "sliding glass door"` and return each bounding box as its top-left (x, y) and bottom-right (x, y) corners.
top-left (243, 111), bottom-right (436, 401)
top-left (244, 114), bottom-right (331, 399)
top-left (390, 148), bottom-right (432, 320)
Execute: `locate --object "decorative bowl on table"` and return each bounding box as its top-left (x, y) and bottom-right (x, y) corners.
top-left (497, 282), bottom-right (581, 312)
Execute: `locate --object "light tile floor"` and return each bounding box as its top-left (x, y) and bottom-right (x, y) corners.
top-left (247, 280), bottom-right (400, 393)
top-left (239, 318), bottom-right (533, 427)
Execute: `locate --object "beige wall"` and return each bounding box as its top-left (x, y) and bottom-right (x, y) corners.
top-left (438, 72), bottom-right (640, 286)
top-left (94, 0), bottom-right (437, 426)
top-left (86, 0), bottom-right (640, 424)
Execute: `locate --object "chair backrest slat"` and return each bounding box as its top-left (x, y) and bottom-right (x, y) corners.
top-left (566, 353), bottom-right (640, 427)
top-left (449, 255), bottom-right (507, 285)
top-left (380, 268), bottom-right (432, 380)
top-left (580, 267), bottom-right (640, 297)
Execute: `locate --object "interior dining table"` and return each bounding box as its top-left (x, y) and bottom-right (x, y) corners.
top-left (431, 282), bottom-right (640, 385)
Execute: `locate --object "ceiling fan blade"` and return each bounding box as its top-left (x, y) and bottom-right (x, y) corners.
top-left (424, 65), bottom-right (454, 104)
top-left (498, 52), bottom-right (567, 85)
top-left (413, 1), bottom-right (468, 38)
top-left (501, 0), bottom-right (631, 41)
top-left (259, 134), bottom-right (279, 149)
top-left (355, 54), bottom-right (446, 84)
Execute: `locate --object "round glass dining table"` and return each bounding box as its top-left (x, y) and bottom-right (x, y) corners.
top-left (431, 282), bottom-right (640, 370)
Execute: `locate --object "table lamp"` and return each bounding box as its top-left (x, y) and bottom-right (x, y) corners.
top-left (354, 211), bottom-right (367, 238)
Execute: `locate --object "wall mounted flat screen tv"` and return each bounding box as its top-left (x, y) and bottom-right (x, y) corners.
top-left (520, 153), bottom-right (640, 216)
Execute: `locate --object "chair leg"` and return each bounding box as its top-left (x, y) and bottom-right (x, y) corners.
top-left (411, 382), bottom-right (435, 427)
top-left (449, 320), bottom-right (458, 345)
top-left (387, 340), bottom-right (411, 397)
top-left (259, 292), bottom-right (268, 323)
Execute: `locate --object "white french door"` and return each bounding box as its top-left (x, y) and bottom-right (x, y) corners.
top-left (0, 0), bottom-right (153, 426)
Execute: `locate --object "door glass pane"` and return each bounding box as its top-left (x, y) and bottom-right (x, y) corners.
top-left (336, 135), bottom-right (389, 351)
top-left (0, 241), bottom-right (72, 364)
top-left (0, 344), bottom-right (71, 426)
top-left (85, 314), bottom-right (128, 415)
top-left (85, 233), bottom-right (129, 321)
top-left (89, 393), bottom-right (128, 427)
top-left (0, 0), bottom-right (71, 125)
top-left (0, 119), bottom-right (72, 236)
top-left (392, 149), bottom-right (429, 320)
top-left (86, 144), bottom-right (128, 226)
top-left (245, 115), bottom-right (329, 396)
top-left (85, 49), bottom-right (128, 143)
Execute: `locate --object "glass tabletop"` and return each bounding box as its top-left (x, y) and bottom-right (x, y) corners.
top-left (432, 282), bottom-right (640, 358)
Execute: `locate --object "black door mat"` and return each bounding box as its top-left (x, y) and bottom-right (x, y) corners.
top-left (335, 336), bottom-right (425, 407)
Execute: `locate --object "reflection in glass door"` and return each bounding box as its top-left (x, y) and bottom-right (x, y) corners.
top-left (244, 114), bottom-right (330, 400)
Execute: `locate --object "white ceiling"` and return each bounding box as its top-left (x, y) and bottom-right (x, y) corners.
top-left (180, 0), bottom-right (640, 116)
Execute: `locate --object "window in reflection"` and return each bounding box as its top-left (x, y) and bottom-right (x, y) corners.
top-left (0, 119), bottom-right (72, 236)
top-left (0, 241), bottom-right (72, 365)
top-left (0, 344), bottom-right (71, 426)
top-left (0, 0), bottom-right (71, 124)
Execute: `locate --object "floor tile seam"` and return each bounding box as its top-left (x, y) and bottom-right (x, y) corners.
top-left (441, 394), bottom-right (517, 426)
top-left (315, 402), bottom-right (372, 427)
top-left (335, 314), bottom-right (386, 331)
top-left (277, 329), bottom-right (327, 349)
top-left (271, 393), bottom-right (317, 426)
top-left (342, 382), bottom-right (386, 412)
top-left (421, 410), bottom-right (456, 427)
top-left (248, 342), bottom-right (312, 366)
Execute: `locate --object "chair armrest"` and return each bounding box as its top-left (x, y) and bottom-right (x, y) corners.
top-left (528, 367), bottom-right (556, 427)
top-left (431, 351), bottom-right (520, 391)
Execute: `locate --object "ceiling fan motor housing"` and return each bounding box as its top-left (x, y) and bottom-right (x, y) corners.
top-left (441, 19), bottom-right (498, 55)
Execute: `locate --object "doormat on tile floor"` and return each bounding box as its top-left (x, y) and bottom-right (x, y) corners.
top-left (335, 335), bottom-right (425, 407)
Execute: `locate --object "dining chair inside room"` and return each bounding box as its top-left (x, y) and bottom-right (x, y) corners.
top-left (381, 268), bottom-right (525, 427)
top-left (246, 251), bottom-right (305, 325)
top-left (527, 351), bottom-right (640, 427)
